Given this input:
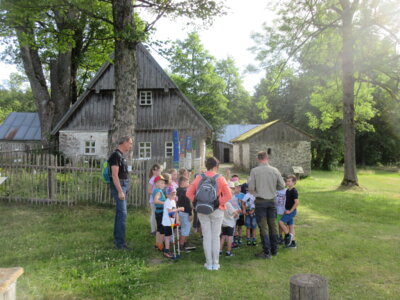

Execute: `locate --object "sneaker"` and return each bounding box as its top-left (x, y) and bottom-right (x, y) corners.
top-left (252, 240), bottom-right (257, 246)
top-left (212, 264), bottom-right (220, 270)
top-left (204, 263), bottom-right (213, 271)
top-left (284, 233), bottom-right (293, 247)
top-left (271, 248), bottom-right (278, 256)
top-left (184, 242), bottom-right (196, 251)
top-left (286, 240), bottom-right (297, 249)
top-left (225, 251), bottom-right (234, 257)
top-left (231, 242), bottom-right (239, 248)
top-left (278, 236), bottom-right (284, 245)
top-left (163, 251), bottom-right (173, 259)
top-left (219, 251), bottom-right (222, 256)
top-left (255, 251), bottom-right (272, 259)
top-left (238, 237), bottom-right (242, 245)
top-left (247, 239), bottom-right (252, 246)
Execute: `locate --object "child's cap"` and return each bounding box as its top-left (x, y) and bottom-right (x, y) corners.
top-left (229, 181), bottom-right (235, 188)
top-left (233, 181), bottom-right (241, 187)
top-left (166, 186), bottom-right (177, 195)
top-left (154, 175), bottom-right (167, 183)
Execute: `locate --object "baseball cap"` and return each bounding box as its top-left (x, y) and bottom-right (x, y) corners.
top-left (229, 181), bottom-right (235, 188)
top-left (154, 175), bottom-right (167, 183)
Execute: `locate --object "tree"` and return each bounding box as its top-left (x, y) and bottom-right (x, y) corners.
top-left (0, 0), bottom-right (114, 146)
top-left (165, 32), bottom-right (229, 134)
top-left (215, 57), bottom-right (253, 123)
top-left (251, 0), bottom-right (400, 186)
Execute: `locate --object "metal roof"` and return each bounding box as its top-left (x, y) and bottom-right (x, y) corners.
top-left (0, 112), bottom-right (41, 141)
top-left (216, 124), bottom-right (261, 144)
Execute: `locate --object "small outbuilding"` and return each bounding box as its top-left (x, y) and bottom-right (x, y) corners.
top-left (0, 112), bottom-right (41, 152)
top-left (231, 120), bottom-right (313, 176)
top-left (213, 124), bottom-right (260, 163)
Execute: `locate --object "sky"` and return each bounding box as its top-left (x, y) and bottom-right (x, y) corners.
top-left (0, 0), bottom-right (274, 93)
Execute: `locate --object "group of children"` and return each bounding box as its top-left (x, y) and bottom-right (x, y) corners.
top-left (148, 165), bottom-right (299, 259)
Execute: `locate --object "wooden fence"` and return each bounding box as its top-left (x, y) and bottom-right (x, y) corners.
top-left (0, 151), bottom-right (162, 207)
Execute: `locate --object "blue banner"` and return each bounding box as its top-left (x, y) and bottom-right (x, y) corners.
top-left (173, 130), bottom-right (179, 169)
top-left (186, 136), bottom-right (192, 153)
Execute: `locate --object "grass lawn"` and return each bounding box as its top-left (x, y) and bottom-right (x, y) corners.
top-left (1, 169), bottom-right (399, 299)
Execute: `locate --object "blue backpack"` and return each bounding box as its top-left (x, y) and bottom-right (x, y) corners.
top-left (101, 161), bottom-right (110, 184)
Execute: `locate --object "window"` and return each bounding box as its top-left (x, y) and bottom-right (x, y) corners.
top-left (267, 148), bottom-right (272, 155)
top-left (139, 142), bottom-right (151, 158)
top-left (139, 91), bottom-right (152, 106)
top-left (85, 140), bottom-right (96, 154)
top-left (165, 142), bottom-right (173, 158)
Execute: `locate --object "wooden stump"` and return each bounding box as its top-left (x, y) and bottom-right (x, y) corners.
top-left (0, 267), bottom-right (24, 300)
top-left (290, 274), bottom-right (328, 300)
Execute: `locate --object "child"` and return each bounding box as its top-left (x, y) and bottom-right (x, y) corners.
top-left (153, 175), bottom-right (168, 251)
top-left (232, 181), bottom-right (245, 245)
top-left (242, 191), bottom-right (257, 246)
top-left (177, 176), bottom-right (196, 251)
top-left (148, 164), bottom-right (162, 235)
top-left (275, 186), bottom-right (287, 244)
top-left (162, 186), bottom-right (184, 258)
top-left (279, 175), bottom-right (299, 248)
top-left (220, 200), bottom-right (240, 256)
top-left (168, 168), bottom-right (179, 189)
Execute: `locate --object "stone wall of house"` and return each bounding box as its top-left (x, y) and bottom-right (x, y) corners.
top-left (59, 131), bottom-right (108, 159)
top-left (248, 141), bottom-right (311, 176)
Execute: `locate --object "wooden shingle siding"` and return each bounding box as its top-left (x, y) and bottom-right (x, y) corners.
top-left (246, 123), bottom-right (312, 144)
top-left (64, 91), bottom-right (113, 131)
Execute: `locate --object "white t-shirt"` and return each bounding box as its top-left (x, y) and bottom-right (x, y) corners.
top-left (275, 189), bottom-right (287, 215)
top-left (162, 198), bottom-right (176, 226)
top-left (222, 201), bottom-right (237, 228)
top-left (149, 176), bottom-right (156, 204)
top-left (243, 192), bottom-right (256, 211)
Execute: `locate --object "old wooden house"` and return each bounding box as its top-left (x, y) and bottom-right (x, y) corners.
top-left (51, 44), bottom-right (211, 168)
top-left (231, 120), bottom-right (313, 176)
top-left (0, 112), bottom-right (41, 152)
top-left (213, 124), bottom-right (260, 163)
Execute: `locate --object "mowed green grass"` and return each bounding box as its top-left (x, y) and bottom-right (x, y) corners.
top-left (1, 169), bottom-right (399, 299)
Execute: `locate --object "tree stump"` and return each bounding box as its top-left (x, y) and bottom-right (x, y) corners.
top-left (290, 274), bottom-right (328, 300)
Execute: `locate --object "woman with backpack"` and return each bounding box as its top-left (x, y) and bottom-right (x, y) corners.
top-left (186, 157), bottom-right (232, 271)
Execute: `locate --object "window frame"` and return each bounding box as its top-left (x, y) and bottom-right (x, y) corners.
top-left (84, 140), bottom-right (96, 155)
top-left (139, 142), bottom-right (152, 159)
top-left (165, 141), bottom-right (174, 158)
top-left (139, 91), bottom-right (153, 106)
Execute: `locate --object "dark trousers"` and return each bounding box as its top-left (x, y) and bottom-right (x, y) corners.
top-left (255, 200), bottom-right (278, 254)
top-left (110, 180), bottom-right (130, 248)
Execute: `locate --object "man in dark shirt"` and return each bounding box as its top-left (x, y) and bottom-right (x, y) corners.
top-left (109, 136), bottom-right (133, 250)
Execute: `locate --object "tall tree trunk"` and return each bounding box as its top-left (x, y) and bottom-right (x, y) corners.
top-left (17, 29), bottom-right (54, 147)
top-left (340, 1), bottom-right (358, 186)
top-left (109, 0), bottom-right (137, 157)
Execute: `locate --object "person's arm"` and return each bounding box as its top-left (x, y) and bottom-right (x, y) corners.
top-left (248, 170), bottom-right (256, 195)
top-left (148, 183), bottom-right (153, 195)
top-left (241, 201), bottom-right (247, 215)
top-left (218, 176), bottom-right (232, 206)
top-left (276, 171), bottom-right (285, 191)
top-left (111, 165), bottom-right (125, 200)
top-left (286, 198), bottom-right (299, 214)
top-left (154, 191), bottom-right (164, 205)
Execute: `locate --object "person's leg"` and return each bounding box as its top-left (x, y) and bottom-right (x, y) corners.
top-left (111, 182), bottom-right (128, 248)
top-left (266, 203), bottom-right (278, 255)
top-left (210, 209), bottom-right (224, 268)
top-left (150, 203), bottom-right (156, 233)
top-left (255, 203), bottom-right (270, 255)
top-left (279, 220), bottom-right (289, 234)
top-left (227, 235), bottom-right (233, 252)
top-left (220, 234), bottom-right (225, 252)
top-left (198, 213), bottom-right (212, 267)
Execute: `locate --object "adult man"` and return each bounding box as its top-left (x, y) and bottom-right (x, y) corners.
top-left (249, 151), bottom-right (285, 259)
top-left (109, 136), bottom-right (133, 250)
top-left (186, 157), bottom-right (231, 270)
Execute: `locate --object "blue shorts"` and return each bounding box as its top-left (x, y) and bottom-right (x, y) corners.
top-left (280, 210), bottom-right (297, 226)
top-left (245, 214), bottom-right (257, 229)
top-left (179, 211), bottom-right (191, 237)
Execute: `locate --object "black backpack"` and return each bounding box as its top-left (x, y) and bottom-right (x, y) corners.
top-left (195, 174), bottom-right (220, 215)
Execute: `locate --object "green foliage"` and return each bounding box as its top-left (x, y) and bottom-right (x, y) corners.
top-left (1, 169), bottom-right (399, 299)
top-left (0, 73), bottom-right (36, 122)
top-left (166, 32), bottom-right (229, 133)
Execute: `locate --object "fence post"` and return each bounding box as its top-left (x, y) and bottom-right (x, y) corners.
top-left (290, 274), bottom-right (328, 300)
top-left (47, 155), bottom-right (57, 202)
